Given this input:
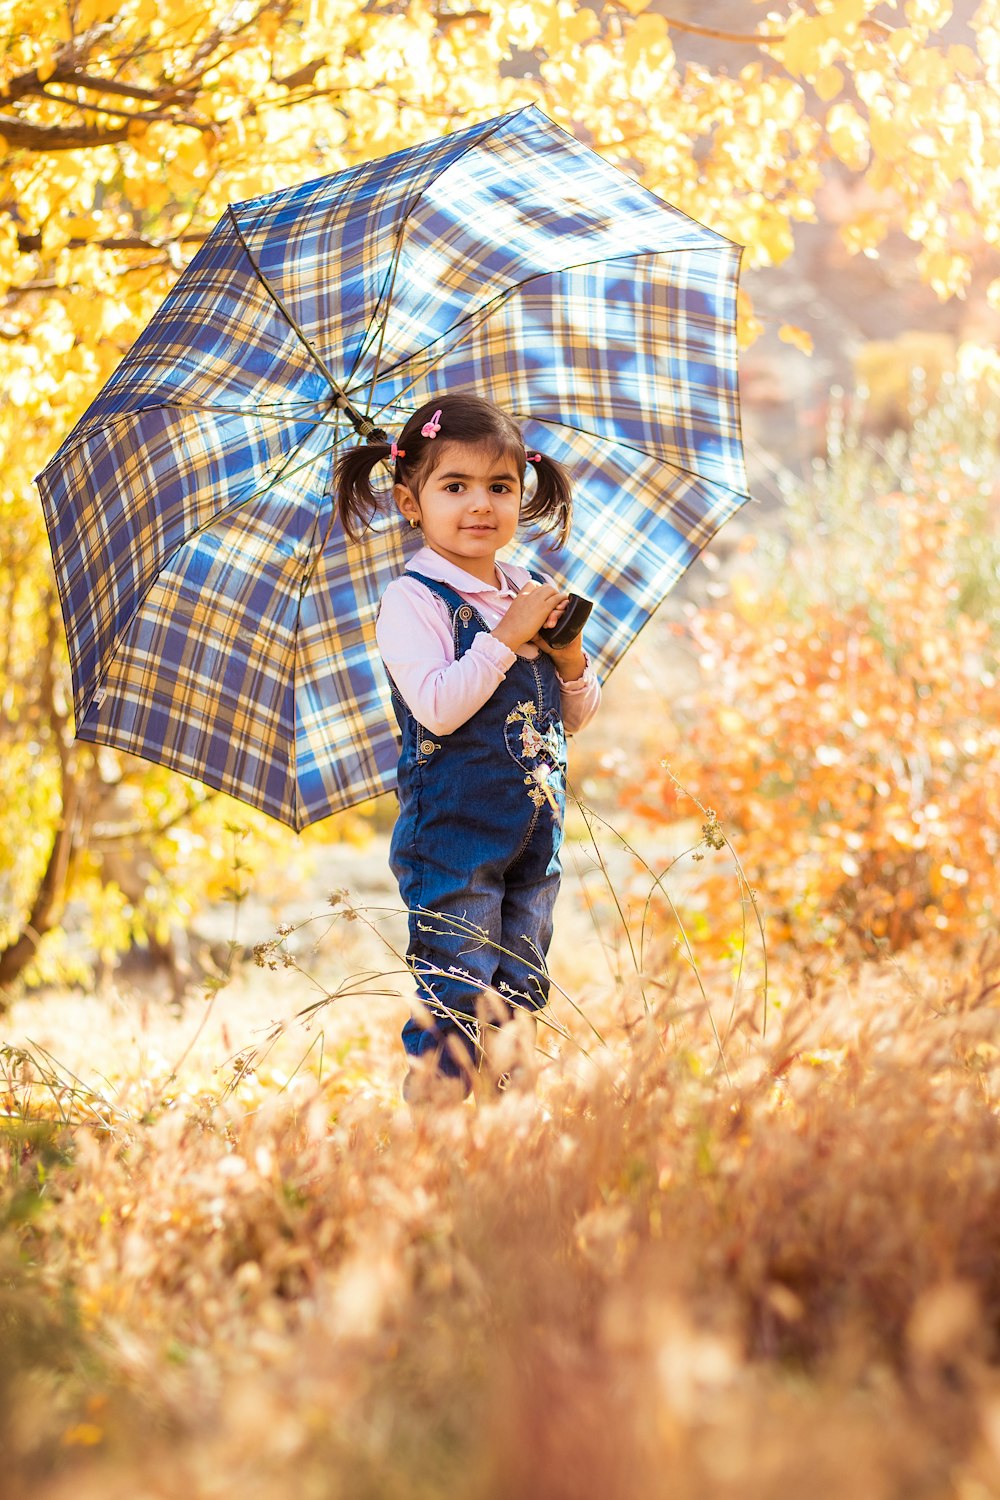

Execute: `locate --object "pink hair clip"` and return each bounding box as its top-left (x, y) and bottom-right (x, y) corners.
top-left (421, 409), bottom-right (442, 439)
top-left (527, 452), bottom-right (542, 463)
top-left (390, 440), bottom-right (405, 461)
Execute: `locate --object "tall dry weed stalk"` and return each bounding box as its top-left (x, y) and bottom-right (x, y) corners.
top-left (5, 860), bottom-right (1000, 1498)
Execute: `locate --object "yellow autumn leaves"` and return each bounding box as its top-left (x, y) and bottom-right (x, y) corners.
top-left (2, 0), bottom-right (1000, 982)
top-left (771, 0), bottom-right (1000, 303)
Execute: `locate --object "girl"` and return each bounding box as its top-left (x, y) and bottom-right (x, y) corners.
top-left (334, 394), bottom-right (600, 1103)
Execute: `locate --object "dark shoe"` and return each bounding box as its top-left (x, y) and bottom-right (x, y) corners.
top-left (478, 1009), bottom-right (539, 1098)
top-left (401, 1066), bottom-right (468, 1107)
top-left (401, 1032), bottom-right (477, 1106)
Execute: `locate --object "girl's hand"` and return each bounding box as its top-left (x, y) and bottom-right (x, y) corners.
top-left (491, 581), bottom-right (567, 652)
top-left (534, 614), bottom-right (587, 681)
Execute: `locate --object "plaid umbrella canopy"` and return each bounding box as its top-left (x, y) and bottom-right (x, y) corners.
top-left (37, 104), bottom-right (749, 830)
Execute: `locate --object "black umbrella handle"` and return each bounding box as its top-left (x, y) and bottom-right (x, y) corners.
top-left (537, 593), bottom-right (593, 649)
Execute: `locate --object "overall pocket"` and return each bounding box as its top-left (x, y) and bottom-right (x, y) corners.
top-left (503, 701), bottom-right (566, 817)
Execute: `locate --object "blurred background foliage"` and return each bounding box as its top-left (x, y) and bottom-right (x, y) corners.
top-left (629, 369), bottom-right (1000, 957)
top-left (3, 0), bottom-right (1000, 997)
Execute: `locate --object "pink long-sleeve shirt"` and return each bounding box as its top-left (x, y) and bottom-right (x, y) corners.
top-left (376, 547), bottom-right (601, 738)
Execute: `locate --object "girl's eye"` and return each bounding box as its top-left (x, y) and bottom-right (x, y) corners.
top-left (491, 484), bottom-right (511, 493)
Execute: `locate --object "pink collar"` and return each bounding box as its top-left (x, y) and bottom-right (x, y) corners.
top-left (406, 546), bottom-right (523, 598)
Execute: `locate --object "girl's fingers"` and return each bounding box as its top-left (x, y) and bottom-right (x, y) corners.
top-left (494, 583), bottom-right (568, 651)
top-left (517, 586), bottom-right (566, 618)
top-left (492, 582), bottom-right (569, 650)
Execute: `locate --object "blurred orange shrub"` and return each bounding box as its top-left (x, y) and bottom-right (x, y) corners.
top-left (630, 379), bottom-right (1000, 953)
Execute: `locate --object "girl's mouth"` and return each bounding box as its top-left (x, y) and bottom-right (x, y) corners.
top-left (462, 525), bottom-right (495, 533)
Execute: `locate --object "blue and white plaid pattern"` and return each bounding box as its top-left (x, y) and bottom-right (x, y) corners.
top-left (36, 106), bottom-right (749, 829)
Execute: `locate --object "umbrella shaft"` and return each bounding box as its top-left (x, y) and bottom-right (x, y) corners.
top-left (332, 393), bottom-right (386, 443)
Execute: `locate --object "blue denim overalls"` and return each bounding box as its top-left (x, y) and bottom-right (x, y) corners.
top-left (385, 570), bottom-right (567, 1079)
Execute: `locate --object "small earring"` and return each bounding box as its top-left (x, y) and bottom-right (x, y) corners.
top-left (408, 517), bottom-right (419, 529)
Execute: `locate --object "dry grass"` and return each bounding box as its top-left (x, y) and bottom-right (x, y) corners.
top-left (4, 906), bottom-right (1000, 1499)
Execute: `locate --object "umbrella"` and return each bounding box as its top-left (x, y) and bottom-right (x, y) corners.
top-left (36, 104), bottom-right (749, 831)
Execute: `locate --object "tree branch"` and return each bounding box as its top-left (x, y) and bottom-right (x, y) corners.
top-left (1, 63), bottom-right (194, 106)
top-left (662, 15), bottom-right (785, 45)
top-left (433, 8), bottom-right (490, 28)
top-left (175, 0), bottom-right (285, 90)
top-left (90, 792), bottom-right (219, 849)
top-left (58, 69), bottom-right (196, 104)
top-left (25, 87), bottom-right (212, 130)
top-left (15, 229), bottom-right (210, 253)
top-left (4, 259), bottom-right (182, 294)
top-left (0, 114), bottom-right (129, 149)
top-left (0, 107), bottom-right (211, 150)
top-left (274, 55), bottom-right (327, 90)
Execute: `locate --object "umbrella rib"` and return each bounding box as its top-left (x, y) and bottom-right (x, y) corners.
top-left (361, 229), bottom-right (408, 424)
top-left (519, 413), bottom-right (749, 501)
top-left (364, 335), bottom-right (747, 512)
top-left (354, 348), bottom-right (747, 509)
top-left (346, 241), bottom-right (733, 401)
top-left (83, 410), bottom-right (343, 728)
top-left (205, 425), bottom-right (348, 520)
top-left (344, 108), bottom-right (517, 395)
top-left (159, 398), bottom-right (332, 415)
top-left (360, 284), bottom-right (523, 423)
top-left (341, 241), bottom-right (745, 498)
top-left (347, 219), bottom-right (409, 394)
top-left (39, 400), bottom-right (332, 471)
top-left (285, 409), bottom-right (354, 831)
top-left (225, 206), bottom-right (384, 440)
top-left (49, 239), bottom-right (732, 472)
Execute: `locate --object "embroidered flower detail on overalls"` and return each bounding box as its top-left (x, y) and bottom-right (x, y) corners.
top-left (526, 763), bottom-right (559, 812)
top-left (505, 701), bottom-right (564, 815)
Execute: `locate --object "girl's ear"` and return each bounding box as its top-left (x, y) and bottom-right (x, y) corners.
top-left (393, 482), bottom-right (420, 526)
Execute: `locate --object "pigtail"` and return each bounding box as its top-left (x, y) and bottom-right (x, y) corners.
top-left (520, 452), bottom-right (573, 549)
top-left (333, 442), bottom-right (396, 542)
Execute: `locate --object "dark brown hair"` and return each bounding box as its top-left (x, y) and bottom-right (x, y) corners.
top-left (333, 393), bottom-right (572, 547)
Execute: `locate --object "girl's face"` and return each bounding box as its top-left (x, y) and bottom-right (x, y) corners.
top-left (394, 441), bottom-right (523, 582)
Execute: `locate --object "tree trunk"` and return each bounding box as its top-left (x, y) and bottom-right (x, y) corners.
top-left (0, 765), bottom-right (85, 997)
top-left (0, 592), bottom-right (90, 1005)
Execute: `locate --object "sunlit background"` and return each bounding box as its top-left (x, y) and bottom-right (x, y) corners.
top-left (3, 1), bottom-right (1000, 1495)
